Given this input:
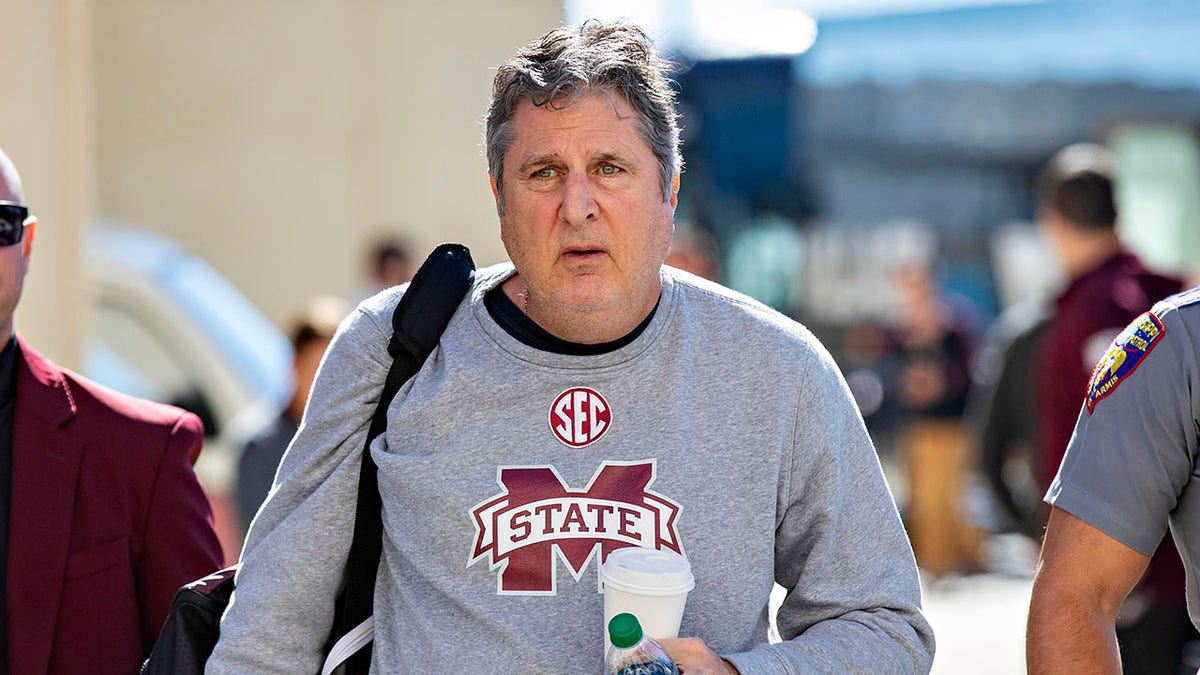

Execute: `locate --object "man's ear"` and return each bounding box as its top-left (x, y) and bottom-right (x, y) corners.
top-left (488, 173), bottom-right (503, 216)
top-left (22, 217), bottom-right (36, 260)
top-left (669, 173), bottom-right (680, 209)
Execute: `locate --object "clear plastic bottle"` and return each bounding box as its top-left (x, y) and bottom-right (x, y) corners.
top-left (604, 612), bottom-right (680, 675)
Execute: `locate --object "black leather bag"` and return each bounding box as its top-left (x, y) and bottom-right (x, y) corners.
top-left (141, 243), bottom-right (475, 675)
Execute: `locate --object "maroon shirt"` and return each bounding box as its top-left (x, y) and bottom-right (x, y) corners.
top-left (1035, 250), bottom-right (1182, 487)
top-left (1036, 249), bottom-right (1183, 604)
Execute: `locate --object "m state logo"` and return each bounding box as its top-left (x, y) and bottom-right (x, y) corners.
top-left (550, 387), bottom-right (611, 448)
top-left (468, 460), bottom-right (682, 595)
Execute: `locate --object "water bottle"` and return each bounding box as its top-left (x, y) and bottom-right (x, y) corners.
top-left (604, 612), bottom-right (680, 675)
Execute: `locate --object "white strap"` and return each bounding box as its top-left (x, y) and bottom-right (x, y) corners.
top-left (320, 616), bottom-right (375, 675)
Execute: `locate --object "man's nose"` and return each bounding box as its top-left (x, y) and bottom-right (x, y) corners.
top-left (558, 172), bottom-right (598, 226)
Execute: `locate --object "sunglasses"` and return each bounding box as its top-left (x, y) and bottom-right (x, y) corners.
top-left (0, 201), bottom-right (29, 247)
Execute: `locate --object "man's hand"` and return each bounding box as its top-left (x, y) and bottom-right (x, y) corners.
top-left (658, 637), bottom-right (740, 675)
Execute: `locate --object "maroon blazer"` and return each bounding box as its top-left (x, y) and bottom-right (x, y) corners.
top-left (6, 336), bottom-right (223, 674)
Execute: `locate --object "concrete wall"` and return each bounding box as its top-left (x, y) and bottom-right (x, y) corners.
top-left (1, 0), bottom-right (92, 368)
top-left (93, 0), bottom-right (562, 330)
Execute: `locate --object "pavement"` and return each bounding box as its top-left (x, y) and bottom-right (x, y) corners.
top-left (924, 572), bottom-right (1033, 673)
top-left (922, 533), bottom-right (1039, 674)
top-left (765, 533), bottom-right (1039, 671)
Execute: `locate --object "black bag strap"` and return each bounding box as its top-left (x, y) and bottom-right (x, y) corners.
top-left (325, 243), bottom-right (474, 674)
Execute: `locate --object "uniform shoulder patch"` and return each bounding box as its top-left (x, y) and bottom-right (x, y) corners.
top-left (1085, 311), bottom-right (1165, 414)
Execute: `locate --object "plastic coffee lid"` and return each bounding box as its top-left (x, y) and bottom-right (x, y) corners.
top-left (608, 612), bottom-right (644, 648)
top-left (600, 547), bottom-right (695, 595)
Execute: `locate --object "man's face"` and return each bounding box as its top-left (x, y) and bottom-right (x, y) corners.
top-left (496, 91), bottom-right (677, 328)
top-left (0, 190), bottom-right (33, 339)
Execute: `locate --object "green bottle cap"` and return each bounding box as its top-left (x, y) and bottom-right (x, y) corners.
top-left (608, 612), bottom-right (644, 649)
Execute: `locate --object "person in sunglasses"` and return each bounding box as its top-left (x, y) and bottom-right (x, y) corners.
top-left (0, 147), bottom-right (223, 674)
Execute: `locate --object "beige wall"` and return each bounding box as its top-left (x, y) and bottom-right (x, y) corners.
top-left (1, 0), bottom-right (92, 368)
top-left (2, 1), bottom-right (562, 361)
top-left (93, 1), bottom-right (562, 331)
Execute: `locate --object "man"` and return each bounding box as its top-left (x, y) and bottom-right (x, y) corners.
top-left (968, 298), bottom-right (1049, 540)
top-left (0, 148), bottom-right (222, 673)
top-left (890, 263), bottom-right (982, 578)
top-left (234, 294), bottom-right (348, 534)
top-left (209, 21), bottom-right (934, 673)
top-left (1030, 142), bottom-right (1189, 670)
top-left (1033, 143), bottom-right (1182, 491)
top-left (1028, 286), bottom-right (1200, 673)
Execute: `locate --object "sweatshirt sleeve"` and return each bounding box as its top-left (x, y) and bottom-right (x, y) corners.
top-left (207, 292), bottom-right (397, 674)
top-left (726, 340), bottom-right (936, 674)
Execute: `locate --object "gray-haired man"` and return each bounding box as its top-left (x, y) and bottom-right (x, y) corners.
top-left (210, 21), bottom-right (934, 673)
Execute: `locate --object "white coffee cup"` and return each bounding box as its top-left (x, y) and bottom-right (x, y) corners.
top-left (600, 547), bottom-right (695, 649)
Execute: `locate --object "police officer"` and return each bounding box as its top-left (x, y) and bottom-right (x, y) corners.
top-left (1028, 286), bottom-right (1200, 673)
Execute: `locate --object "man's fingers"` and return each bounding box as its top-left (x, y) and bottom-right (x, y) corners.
top-left (657, 637), bottom-right (738, 675)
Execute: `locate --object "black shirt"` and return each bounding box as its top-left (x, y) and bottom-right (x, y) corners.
top-left (0, 335), bottom-right (18, 663)
top-left (483, 287), bottom-right (657, 355)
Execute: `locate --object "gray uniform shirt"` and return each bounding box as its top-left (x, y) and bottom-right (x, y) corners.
top-left (209, 264), bottom-right (934, 674)
top-left (1046, 286), bottom-right (1200, 628)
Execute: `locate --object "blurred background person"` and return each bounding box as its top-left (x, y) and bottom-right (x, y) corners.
top-left (234, 294), bottom-right (350, 537)
top-left (356, 234), bottom-right (415, 303)
top-left (1033, 143), bottom-right (1183, 493)
top-left (664, 224), bottom-right (721, 282)
top-left (890, 262), bottom-right (983, 579)
top-left (967, 297), bottom-right (1050, 541)
top-left (1033, 142), bottom-right (1193, 672)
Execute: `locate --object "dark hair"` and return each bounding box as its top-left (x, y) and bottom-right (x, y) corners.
top-left (289, 295), bottom-right (349, 353)
top-left (485, 20), bottom-right (682, 212)
top-left (1037, 143), bottom-right (1117, 231)
top-left (370, 238), bottom-right (412, 277)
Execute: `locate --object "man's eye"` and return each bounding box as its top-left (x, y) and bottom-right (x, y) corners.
top-left (533, 167), bottom-right (557, 178)
top-left (599, 164), bottom-right (622, 175)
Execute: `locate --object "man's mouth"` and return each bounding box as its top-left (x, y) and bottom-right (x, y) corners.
top-left (562, 246), bottom-right (606, 260)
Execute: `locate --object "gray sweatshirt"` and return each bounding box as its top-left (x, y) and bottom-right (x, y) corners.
top-left (208, 264), bottom-right (935, 674)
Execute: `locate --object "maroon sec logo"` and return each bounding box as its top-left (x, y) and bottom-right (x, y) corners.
top-left (549, 387), bottom-right (611, 448)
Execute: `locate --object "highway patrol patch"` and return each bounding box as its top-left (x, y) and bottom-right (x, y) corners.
top-left (1085, 312), bottom-right (1164, 414)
